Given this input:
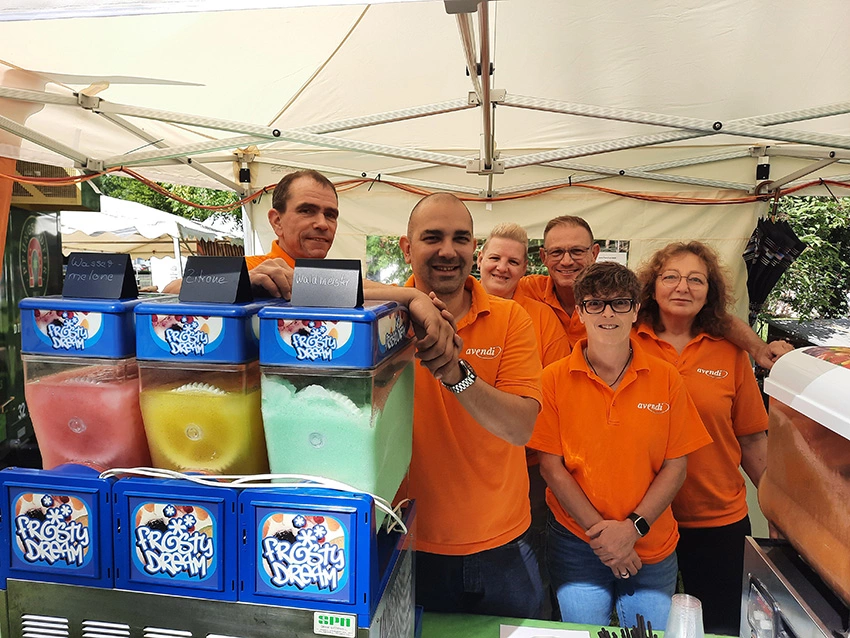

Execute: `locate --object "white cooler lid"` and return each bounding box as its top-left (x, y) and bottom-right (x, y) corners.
top-left (764, 346), bottom-right (850, 441)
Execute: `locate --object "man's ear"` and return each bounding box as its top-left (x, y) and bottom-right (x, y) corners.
top-left (590, 242), bottom-right (601, 262)
top-left (399, 235), bottom-right (413, 265)
top-left (539, 246), bottom-right (546, 263)
top-left (268, 208), bottom-right (283, 235)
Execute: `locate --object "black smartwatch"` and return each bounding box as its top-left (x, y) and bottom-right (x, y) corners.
top-left (628, 512), bottom-right (650, 537)
top-left (442, 359), bottom-right (477, 394)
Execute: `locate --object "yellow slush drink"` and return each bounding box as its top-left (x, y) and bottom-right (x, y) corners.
top-left (141, 383), bottom-right (268, 474)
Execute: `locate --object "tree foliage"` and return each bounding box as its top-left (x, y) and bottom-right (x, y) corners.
top-left (98, 175), bottom-right (242, 230)
top-left (763, 196), bottom-right (850, 320)
top-left (365, 236), bottom-right (411, 284)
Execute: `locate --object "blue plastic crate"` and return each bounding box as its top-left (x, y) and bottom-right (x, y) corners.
top-left (0, 465), bottom-right (113, 588)
top-left (258, 301), bottom-right (410, 368)
top-left (238, 487), bottom-right (379, 622)
top-left (112, 477), bottom-right (238, 601)
top-left (19, 296), bottom-right (143, 358)
top-left (135, 299), bottom-right (267, 364)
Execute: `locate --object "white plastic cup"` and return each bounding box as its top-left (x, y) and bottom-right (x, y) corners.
top-left (665, 593), bottom-right (705, 638)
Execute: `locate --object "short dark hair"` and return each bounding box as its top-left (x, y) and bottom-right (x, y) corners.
top-left (636, 241), bottom-right (732, 337)
top-left (271, 170), bottom-right (337, 212)
top-left (543, 215), bottom-right (594, 243)
top-left (574, 262), bottom-right (640, 305)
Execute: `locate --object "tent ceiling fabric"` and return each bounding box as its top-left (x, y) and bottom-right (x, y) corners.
top-left (3, 0), bottom-right (850, 319)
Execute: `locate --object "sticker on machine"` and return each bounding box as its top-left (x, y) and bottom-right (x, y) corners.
top-left (258, 512), bottom-right (349, 595)
top-left (313, 612), bottom-right (356, 638)
top-left (32, 309), bottom-right (104, 351)
top-left (12, 491), bottom-right (93, 568)
top-left (376, 308), bottom-right (410, 354)
top-left (274, 319), bottom-right (354, 361)
top-left (131, 502), bottom-right (217, 581)
top-left (149, 314), bottom-right (224, 356)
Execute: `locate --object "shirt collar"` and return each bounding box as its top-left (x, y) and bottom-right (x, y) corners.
top-left (269, 241), bottom-right (296, 267)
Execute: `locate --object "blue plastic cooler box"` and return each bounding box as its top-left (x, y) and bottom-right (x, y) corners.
top-left (135, 298), bottom-right (267, 364)
top-left (20, 296), bottom-right (144, 358)
top-left (112, 476), bottom-right (238, 600)
top-left (258, 300), bottom-right (410, 368)
top-left (0, 465), bottom-right (114, 588)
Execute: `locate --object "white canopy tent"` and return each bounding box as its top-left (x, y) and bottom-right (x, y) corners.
top-left (3, 0), bottom-right (850, 317)
top-left (60, 195), bottom-right (242, 259)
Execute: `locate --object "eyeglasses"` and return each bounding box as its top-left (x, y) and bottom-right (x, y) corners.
top-left (579, 298), bottom-right (636, 314)
top-left (657, 271), bottom-right (708, 288)
top-left (544, 245), bottom-right (593, 261)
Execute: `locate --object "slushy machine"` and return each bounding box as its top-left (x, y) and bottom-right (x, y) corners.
top-left (1, 256), bottom-right (419, 638)
top-left (742, 346), bottom-right (850, 638)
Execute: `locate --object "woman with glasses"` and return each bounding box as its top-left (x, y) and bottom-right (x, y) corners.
top-left (635, 242), bottom-right (768, 636)
top-left (529, 262), bottom-right (711, 629)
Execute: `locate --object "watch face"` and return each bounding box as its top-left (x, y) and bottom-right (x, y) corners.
top-left (635, 517), bottom-right (650, 536)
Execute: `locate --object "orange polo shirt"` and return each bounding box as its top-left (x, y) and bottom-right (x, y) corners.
top-left (529, 339), bottom-right (712, 564)
top-left (516, 274), bottom-right (586, 347)
top-left (403, 276), bottom-right (543, 555)
top-left (635, 325), bottom-right (768, 528)
top-left (244, 241), bottom-right (295, 270)
top-left (513, 291), bottom-right (571, 367)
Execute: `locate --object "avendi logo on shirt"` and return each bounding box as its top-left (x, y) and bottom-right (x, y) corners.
top-left (696, 367), bottom-right (728, 379)
top-left (637, 402), bottom-right (670, 414)
top-left (465, 345), bottom-right (502, 359)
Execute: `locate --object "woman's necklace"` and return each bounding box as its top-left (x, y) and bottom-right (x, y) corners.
top-left (584, 347), bottom-right (633, 387)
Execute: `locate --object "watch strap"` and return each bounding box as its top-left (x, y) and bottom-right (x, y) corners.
top-left (627, 512), bottom-right (650, 537)
top-left (442, 359), bottom-right (477, 394)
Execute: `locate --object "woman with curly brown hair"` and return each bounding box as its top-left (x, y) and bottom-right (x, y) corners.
top-left (635, 242), bottom-right (768, 635)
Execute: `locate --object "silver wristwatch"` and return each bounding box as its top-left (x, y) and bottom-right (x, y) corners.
top-left (442, 359), bottom-right (477, 394)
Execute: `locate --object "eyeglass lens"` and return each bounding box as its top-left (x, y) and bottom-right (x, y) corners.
top-left (659, 271), bottom-right (707, 287)
top-left (582, 298), bottom-right (634, 314)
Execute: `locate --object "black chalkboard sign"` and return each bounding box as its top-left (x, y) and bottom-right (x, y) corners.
top-left (63, 252), bottom-right (138, 299)
top-left (178, 256), bottom-right (252, 304)
top-left (291, 259), bottom-right (363, 308)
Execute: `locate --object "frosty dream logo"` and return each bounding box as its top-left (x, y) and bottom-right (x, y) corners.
top-left (261, 514), bottom-right (346, 592)
top-left (383, 312), bottom-right (407, 351)
top-left (164, 316), bottom-right (209, 356)
top-left (14, 494), bottom-right (90, 566)
top-left (291, 322), bottom-right (337, 362)
top-left (135, 505), bottom-right (214, 579)
top-left (47, 312), bottom-right (88, 351)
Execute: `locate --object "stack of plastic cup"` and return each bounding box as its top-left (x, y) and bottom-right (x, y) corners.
top-left (665, 594), bottom-right (705, 638)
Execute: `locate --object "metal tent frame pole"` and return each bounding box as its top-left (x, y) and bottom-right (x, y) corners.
top-left (99, 112), bottom-right (245, 193)
top-left (251, 157), bottom-right (482, 195)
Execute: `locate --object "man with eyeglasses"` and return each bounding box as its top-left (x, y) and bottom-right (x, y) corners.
top-left (517, 215), bottom-right (792, 369)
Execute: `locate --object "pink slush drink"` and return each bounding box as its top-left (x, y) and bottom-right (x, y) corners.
top-left (25, 364), bottom-right (151, 470)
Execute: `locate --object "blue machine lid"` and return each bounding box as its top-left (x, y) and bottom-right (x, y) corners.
top-left (135, 298), bottom-right (268, 318)
top-left (257, 299), bottom-right (401, 322)
top-left (19, 295), bottom-right (144, 313)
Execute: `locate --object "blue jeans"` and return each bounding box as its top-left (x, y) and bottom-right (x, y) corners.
top-left (547, 515), bottom-right (678, 629)
top-left (415, 529), bottom-right (546, 618)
